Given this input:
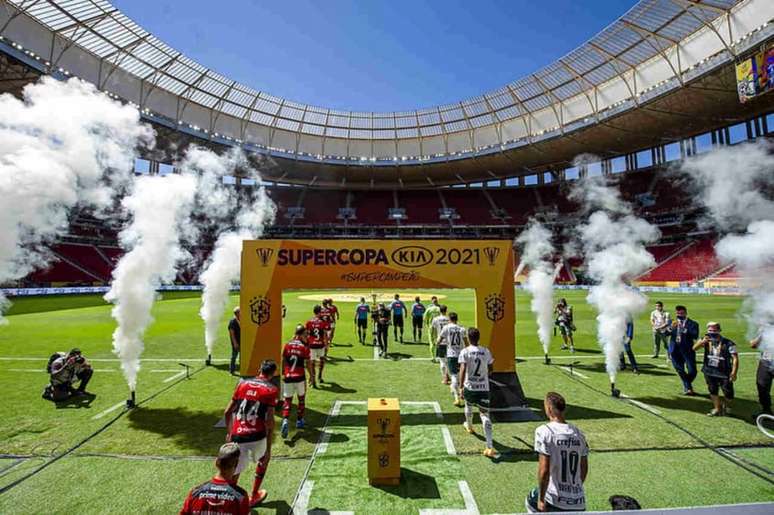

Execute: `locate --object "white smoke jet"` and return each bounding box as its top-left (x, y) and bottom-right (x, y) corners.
top-left (516, 221), bottom-right (559, 357)
top-left (573, 179), bottom-right (660, 386)
top-left (0, 77), bottom-right (153, 322)
top-left (105, 174), bottom-right (198, 392)
top-left (679, 141), bottom-right (774, 358)
top-left (199, 183), bottom-right (276, 359)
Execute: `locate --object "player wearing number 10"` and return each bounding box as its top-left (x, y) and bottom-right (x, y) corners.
top-left (526, 392), bottom-right (589, 513)
top-left (223, 360), bottom-right (279, 508)
top-left (281, 325), bottom-right (312, 439)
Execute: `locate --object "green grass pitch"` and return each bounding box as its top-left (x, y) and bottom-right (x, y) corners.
top-left (0, 289), bottom-right (772, 513)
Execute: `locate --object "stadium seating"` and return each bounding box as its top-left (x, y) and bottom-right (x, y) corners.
top-left (638, 238), bottom-right (721, 283)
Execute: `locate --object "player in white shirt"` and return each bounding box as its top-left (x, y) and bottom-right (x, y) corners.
top-left (431, 305), bottom-right (451, 384)
top-left (526, 392), bottom-right (589, 513)
top-left (457, 327), bottom-right (497, 458)
top-left (437, 312), bottom-right (468, 407)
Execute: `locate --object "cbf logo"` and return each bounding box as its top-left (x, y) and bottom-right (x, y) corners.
top-left (249, 296), bottom-right (271, 326)
top-left (485, 293), bottom-right (505, 322)
top-left (256, 248), bottom-right (274, 267)
top-left (378, 452), bottom-right (390, 468)
top-left (483, 247), bottom-right (500, 266)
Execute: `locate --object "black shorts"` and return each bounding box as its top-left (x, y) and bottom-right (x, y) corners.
top-left (357, 318), bottom-right (368, 329)
top-left (393, 316), bottom-right (404, 328)
top-left (436, 345), bottom-right (447, 359)
top-left (463, 389), bottom-right (490, 409)
top-left (412, 315), bottom-right (423, 329)
top-left (447, 357), bottom-right (460, 375)
top-left (705, 375), bottom-right (734, 399)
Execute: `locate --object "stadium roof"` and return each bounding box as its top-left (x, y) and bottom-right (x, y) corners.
top-left (1, 0), bottom-right (773, 187)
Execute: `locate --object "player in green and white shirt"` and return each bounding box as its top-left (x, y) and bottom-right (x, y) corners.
top-left (423, 296), bottom-right (441, 358)
top-left (431, 305), bottom-right (451, 384)
top-left (457, 327), bottom-right (497, 458)
top-left (526, 392), bottom-right (589, 512)
top-left (438, 312), bottom-right (468, 407)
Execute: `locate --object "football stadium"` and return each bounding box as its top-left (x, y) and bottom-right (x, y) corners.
top-left (1, 0), bottom-right (774, 513)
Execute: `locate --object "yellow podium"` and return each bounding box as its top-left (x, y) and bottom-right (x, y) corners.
top-left (367, 398), bottom-right (400, 486)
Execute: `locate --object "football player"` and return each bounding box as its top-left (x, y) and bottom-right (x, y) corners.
top-left (437, 312), bottom-right (468, 406)
top-left (458, 327), bottom-right (497, 458)
top-left (411, 296), bottom-right (426, 342)
top-left (180, 443), bottom-right (250, 514)
top-left (306, 305), bottom-right (330, 385)
top-left (390, 294), bottom-right (407, 343)
top-left (223, 360), bottom-right (279, 507)
top-left (431, 305), bottom-right (451, 384)
top-left (354, 297), bottom-right (371, 344)
top-left (281, 325), bottom-right (312, 439)
top-left (423, 296), bottom-right (441, 359)
top-left (327, 298), bottom-right (340, 344)
top-left (320, 300), bottom-right (334, 354)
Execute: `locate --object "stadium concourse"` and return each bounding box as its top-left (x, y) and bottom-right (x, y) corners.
top-left (2, 0), bottom-right (774, 513)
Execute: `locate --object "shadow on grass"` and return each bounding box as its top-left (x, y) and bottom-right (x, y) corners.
top-left (524, 397), bottom-right (630, 421)
top-left (317, 381), bottom-right (357, 394)
top-left (633, 395), bottom-right (761, 420)
top-left (54, 392), bottom-right (97, 409)
top-left (256, 499), bottom-right (291, 514)
top-left (279, 407), bottom-right (351, 449)
top-left (385, 352), bottom-right (413, 361)
top-left (572, 362), bottom-right (673, 377)
top-left (127, 407), bottom-right (226, 455)
top-left (373, 467), bottom-right (440, 499)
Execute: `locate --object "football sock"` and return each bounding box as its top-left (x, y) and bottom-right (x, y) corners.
top-left (481, 413), bottom-right (493, 448)
top-left (297, 395), bottom-right (305, 419)
top-left (464, 404), bottom-right (473, 427)
top-left (282, 397), bottom-right (292, 418)
top-left (440, 359), bottom-right (448, 377)
top-left (251, 454), bottom-right (269, 498)
top-left (450, 374), bottom-right (459, 398)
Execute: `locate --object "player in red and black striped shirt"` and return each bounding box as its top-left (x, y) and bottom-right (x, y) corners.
top-left (223, 360), bottom-right (278, 508)
top-left (280, 325), bottom-right (312, 439)
top-left (180, 442), bottom-right (250, 514)
top-left (306, 305), bottom-right (330, 385)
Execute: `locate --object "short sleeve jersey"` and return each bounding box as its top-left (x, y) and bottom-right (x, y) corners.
top-left (534, 422), bottom-right (589, 510)
top-left (329, 304), bottom-right (339, 319)
top-left (424, 304), bottom-right (441, 325)
top-left (432, 315), bottom-right (451, 340)
top-left (283, 339), bottom-right (310, 383)
top-left (701, 336), bottom-right (738, 378)
top-left (438, 323), bottom-right (466, 357)
top-left (458, 345), bottom-right (493, 391)
top-left (390, 300), bottom-right (406, 317)
top-left (306, 317), bottom-right (330, 349)
top-left (319, 307), bottom-right (333, 323)
top-left (412, 303), bottom-right (426, 317)
top-left (356, 304), bottom-right (370, 320)
top-left (229, 377), bottom-right (278, 443)
top-left (180, 477), bottom-right (250, 515)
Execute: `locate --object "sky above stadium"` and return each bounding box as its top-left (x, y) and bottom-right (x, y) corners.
top-left (112, 0), bottom-right (637, 113)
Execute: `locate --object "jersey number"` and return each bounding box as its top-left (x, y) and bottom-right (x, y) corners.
top-left (472, 358), bottom-right (482, 378)
top-left (237, 399), bottom-right (261, 426)
top-left (288, 355), bottom-right (299, 373)
top-left (560, 450), bottom-right (580, 484)
top-left (450, 332), bottom-right (462, 349)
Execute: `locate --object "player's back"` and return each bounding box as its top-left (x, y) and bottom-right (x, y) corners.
top-left (230, 378), bottom-right (277, 442)
top-left (433, 315), bottom-right (450, 334)
top-left (535, 421), bottom-right (588, 510)
top-left (306, 318), bottom-right (328, 348)
top-left (459, 345), bottom-right (492, 391)
top-left (181, 477), bottom-right (249, 514)
top-left (283, 339), bottom-right (309, 383)
top-left (441, 323), bottom-right (466, 356)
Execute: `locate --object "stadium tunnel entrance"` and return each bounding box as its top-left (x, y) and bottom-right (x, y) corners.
top-left (240, 239), bottom-right (529, 418)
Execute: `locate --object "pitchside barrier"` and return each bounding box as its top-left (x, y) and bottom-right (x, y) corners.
top-left (240, 239), bottom-right (529, 414)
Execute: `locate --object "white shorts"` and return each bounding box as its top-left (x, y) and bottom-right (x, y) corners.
top-left (282, 380), bottom-right (306, 398)
top-left (310, 347), bottom-right (326, 362)
top-left (235, 438), bottom-right (267, 475)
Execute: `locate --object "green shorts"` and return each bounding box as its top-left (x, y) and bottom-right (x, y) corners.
top-left (447, 357), bottom-right (460, 375)
top-left (436, 345), bottom-right (447, 359)
top-left (463, 389), bottom-right (490, 408)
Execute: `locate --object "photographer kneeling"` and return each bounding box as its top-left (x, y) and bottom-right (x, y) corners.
top-left (43, 348), bottom-right (93, 402)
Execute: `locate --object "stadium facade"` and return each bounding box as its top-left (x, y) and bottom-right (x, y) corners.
top-left (1, 0), bottom-right (774, 287)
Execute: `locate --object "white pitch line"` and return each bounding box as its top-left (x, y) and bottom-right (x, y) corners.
top-left (419, 480), bottom-right (479, 515)
top-left (373, 342), bottom-right (379, 360)
top-left (294, 479), bottom-right (314, 515)
top-left (162, 370), bottom-right (187, 383)
top-left (91, 401), bottom-right (125, 420)
top-left (559, 366), bottom-right (589, 379)
top-left (402, 401), bottom-right (454, 455)
top-left (620, 394), bottom-right (662, 415)
top-left (315, 400), bottom-right (341, 456)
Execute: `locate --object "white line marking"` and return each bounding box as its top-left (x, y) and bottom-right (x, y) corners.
top-left (403, 401), bottom-right (453, 455)
top-left (150, 369), bottom-right (183, 373)
top-left (441, 426), bottom-right (456, 456)
top-left (420, 480), bottom-right (479, 515)
top-left (315, 400), bottom-right (341, 456)
top-left (294, 479), bottom-right (314, 514)
top-left (373, 342), bottom-right (379, 360)
top-left (620, 394), bottom-right (662, 415)
top-left (91, 401), bottom-right (125, 420)
top-left (163, 370), bottom-right (187, 383)
top-left (559, 366), bottom-right (589, 379)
